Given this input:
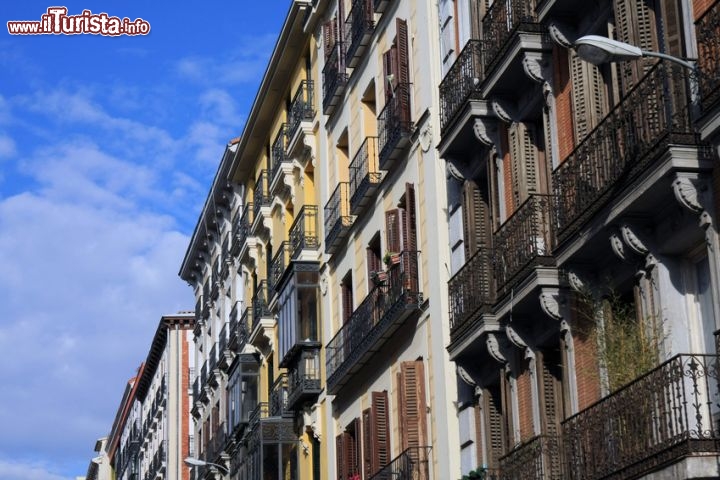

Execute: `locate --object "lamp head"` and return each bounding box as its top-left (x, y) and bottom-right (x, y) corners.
top-left (574, 35), bottom-right (642, 65)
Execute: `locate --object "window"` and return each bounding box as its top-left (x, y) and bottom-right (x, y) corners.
top-left (363, 391), bottom-right (391, 477)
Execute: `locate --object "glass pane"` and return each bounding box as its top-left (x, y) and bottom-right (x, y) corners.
top-left (263, 444), bottom-right (279, 480)
top-left (282, 442), bottom-right (298, 480)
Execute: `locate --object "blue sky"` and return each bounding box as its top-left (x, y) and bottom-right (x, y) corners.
top-left (0, 2), bottom-right (288, 478)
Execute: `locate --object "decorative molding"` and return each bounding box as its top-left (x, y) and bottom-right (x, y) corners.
top-left (548, 21), bottom-right (575, 48)
top-left (567, 270), bottom-right (585, 293)
top-left (609, 232), bottom-right (628, 262)
top-left (486, 333), bottom-right (507, 364)
top-left (491, 99), bottom-right (515, 123)
top-left (521, 52), bottom-right (549, 84)
top-left (506, 325), bottom-right (535, 361)
top-left (320, 271), bottom-right (329, 296)
top-left (672, 174), bottom-right (706, 215)
top-left (419, 122), bottom-right (432, 152)
top-left (473, 117), bottom-right (497, 147)
top-left (456, 366), bottom-right (477, 387)
top-left (620, 223), bottom-right (650, 256)
top-left (447, 162), bottom-right (465, 181)
top-left (539, 290), bottom-right (563, 321)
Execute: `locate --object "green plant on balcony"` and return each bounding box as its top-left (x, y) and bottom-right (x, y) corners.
top-left (458, 466), bottom-right (490, 480)
top-left (383, 251), bottom-right (400, 266)
top-left (370, 270), bottom-right (388, 284)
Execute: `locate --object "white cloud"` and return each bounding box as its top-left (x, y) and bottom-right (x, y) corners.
top-left (0, 132), bottom-right (15, 158)
top-left (0, 459), bottom-right (73, 480)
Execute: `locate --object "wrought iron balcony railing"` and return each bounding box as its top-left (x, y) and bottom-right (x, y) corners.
top-left (209, 344), bottom-right (217, 373)
top-left (326, 250), bottom-right (423, 394)
top-left (286, 346), bottom-right (322, 410)
top-left (210, 258), bottom-right (219, 300)
top-left (289, 204), bottom-right (319, 257)
top-left (252, 280), bottom-right (271, 321)
top-left (552, 61), bottom-right (697, 243)
top-left (200, 361), bottom-right (208, 389)
top-left (270, 241), bottom-right (290, 293)
top-left (270, 124), bottom-right (287, 185)
top-left (253, 171), bottom-right (272, 220)
top-left (324, 182), bottom-right (354, 255)
top-left (344, 0), bottom-right (375, 67)
top-left (228, 300), bottom-right (241, 350)
top-left (193, 377), bottom-right (200, 404)
top-left (439, 39), bottom-right (486, 132)
top-left (238, 306), bottom-right (251, 351)
top-left (232, 203), bottom-right (254, 256)
top-left (202, 281), bottom-right (210, 319)
top-left (697, 0), bottom-right (720, 113)
top-left (322, 41), bottom-right (349, 115)
top-left (368, 446), bottom-right (432, 480)
top-left (269, 373), bottom-right (291, 417)
top-left (448, 246), bottom-right (494, 340)
top-left (563, 354), bottom-right (720, 480)
top-left (499, 434), bottom-right (561, 480)
top-left (287, 80), bottom-right (315, 142)
top-left (481, 0), bottom-right (542, 76)
top-left (378, 82), bottom-right (413, 171)
top-left (493, 194), bottom-right (554, 296)
top-left (349, 136), bottom-right (382, 215)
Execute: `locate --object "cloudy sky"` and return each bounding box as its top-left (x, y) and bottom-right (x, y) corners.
top-left (0, 2), bottom-right (287, 478)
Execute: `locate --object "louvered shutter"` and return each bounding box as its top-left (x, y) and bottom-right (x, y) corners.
top-left (399, 360), bottom-right (428, 451)
top-left (362, 407), bottom-right (374, 477)
top-left (614, 0), bottom-right (658, 93)
top-left (396, 19), bottom-right (411, 124)
top-left (324, 18), bottom-right (337, 61)
top-left (402, 183), bottom-right (418, 292)
top-left (539, 349), bottom-right (564, 477)
top-left (342, 279), bottom-right (354, 324)
top-left (500, 372), bottom-right (514, 451)
top-left (461, 180), bottom-right (491, 257)
top-left (508, 122), bottom-right (539, 208)
top-left (484, 385), bottom-right (504, 468)
top-left (385, 209), bottom-right (402, 254)
top-left (367, 248), bottom-right (382, 290)
top-left (373, 391), bottom-right (391, 471)
top-left (336, 433), bottom-right (346, 480)
top-left (348, 418), bottom-right (361, 478)
top-left (570, 51), bottom-right (608, 143)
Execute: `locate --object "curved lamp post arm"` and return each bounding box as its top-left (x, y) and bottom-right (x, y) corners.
top-left (184, 457), bottom-right (229, 475)
top-left (575, 35), bottom-right (696, 71)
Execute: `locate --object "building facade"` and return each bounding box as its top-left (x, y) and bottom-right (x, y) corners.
top-left (105, 312), bottom-right (195, 480)
top-left (439, 0), bottom-right (720, 478)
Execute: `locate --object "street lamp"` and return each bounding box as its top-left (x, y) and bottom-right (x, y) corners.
top-left (574, 34), bottom-right (696, 71)
top-left (184, 457), bottom-right (229, 475)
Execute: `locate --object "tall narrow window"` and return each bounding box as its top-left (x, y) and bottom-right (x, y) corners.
top-left (341, 272), bottom-right (354, 324)
top-left (363, 390), bottom-right (391, 477)
top-left (397, 360), bottom-right (428, 450)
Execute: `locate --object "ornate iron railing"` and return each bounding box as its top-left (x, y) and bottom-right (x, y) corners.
top-left (253, 171), bottom-right (271, 219)
top-left (344, 0), bottom-right (375, 65)
top-left (270, 124), bottom-right (287, 183)
top-left (239, 306), bottom-right (251, 348)
top-left (481, 0), bottom-right (542, 75)
top-left (326, 251), bottom-right (422, 389)
top-left (269, 373), bottom-right (290, 417)
top-left (233, 202), bottom-right (254, 255)
top-left (322, 40), bottom-right (348, 114)
top-left (493, 194), bottom-right (554, 295)
top-left (552, 61), bottom-right (696, 243)
top-left (349, 136), bottom-right (382, 214)
top-left (252, 280), bottom-right (271, 320)
top-left (378, 82), bottom-right (413, 170)
top-left (439, 39), bottom-right (486, 132)
top-left (562, 354), bottom-right (720, 480)
top-left (368, 446), bottom-right (432, 480)
top-left (228, 300), bottom-right (241, 350)
top-left (200, 361), bottom-right (208, 388)
top-left (287, 347), bottom-right (322, 409)
top-left (697, 0), bottom-right (720, 112)
top-left (209, 344), bottom-right (217, 373)
top-left (289, 204), bottom-right (319, 257)
top-left (448, 246), bottom-right (494, 339)
top-left (324, 182), bottom-right (353, 254)
top-left (288, 80), bottom-right (315, 141)
top-left (499, 434), bottom-right (561, 480)
top-left (219, 322), bottom-right (229, 355)
top-left (270, 241), bottom-right (290, 292)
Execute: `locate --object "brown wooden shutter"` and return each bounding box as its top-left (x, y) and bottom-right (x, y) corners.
top-left (659, 0), bottom-right (684, 58)
top-left (362, 407), bottom-right (374, 478)
top-left (484, 385), bottom-right (505, 469)
top-left (336, 433), bottom-right (346, 480)
top-left (402, 183), bottom-right (418, 292)
top-left (373, 390), bottom-right (391, 471)
top-left (324, 18), bottom-right (337, 61)
top-left (396, 18), bottom-right (411, 123)
top-left (613, 0), bottom-right (658, 93)
top-left (347, 418), bottom-right (361, 477)
top-left (385, 209), bottom-right (402, 253)
top-left (367, 247), bottom-right (382, 290)
top-left (570, 51), bottom-right (607, 143)
top-left (500, 371), bottom-right (514, 452)
top-left (341, 278), bottom-right (354, 324)
top-left (461, 180), bottom-right (491, 257)
top-left (399, 360), bottom-right (428, 451)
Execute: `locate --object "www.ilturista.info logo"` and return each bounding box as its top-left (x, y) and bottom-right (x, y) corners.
top-left (7, 7), bottom-right (150, 36)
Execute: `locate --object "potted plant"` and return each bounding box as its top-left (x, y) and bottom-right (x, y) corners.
top-left (383, 251), bottom-right (401, 266)
top-left (370, 270), bottom-right (388, 284)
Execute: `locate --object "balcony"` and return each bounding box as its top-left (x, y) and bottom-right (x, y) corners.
top-left (368, 447), bottom-right (432, 480)
top-left (378, 82), bottom-right (413, 171)
top-left (480, 0), bottom-right (546, 93)
top-left (249, 281), bottom-right (274, 348)
top-left (269, 373), bottom-right (292, 417)
top-left (552, 62), bottom-right (698, 245)
top-left (563, 354), bottom-right (720, 480)
top-left (286, 346), bottom-right (322, 410)
top-left (324, 182), bottom-right (354, 255)
top-left (289, 204), bottom-right (319, 259)
top-left (218, 321), bottom-right (234, 372)
top-left (373, 0), bottom-right (389, 14)
top-left (696, 0), bottom-right (720, 113)
top-left (202, 281), bottom-right (210, 319)
top-left (227, 300), bottom-right (241, 352)
top-left (448, 246), bottom-right (494, 343)
top-left (326, 250), bottom-right (423, 394)
top-left (210, 258), bottom-right (219, 300)
top-left (206, 423), bottom-right (227, 464)
top-left (270, 124), bottom-right (288, 192)
top-left (252, 171), bottom-right (272, 234)
top-left (287, 80), bottom-right (315, 146)
top-left (231, 203), bottom-right (254, 258)
top-left (322, 41), bottom-right (349, 115)
top-left (499, 434), bottom-right (561, 480)
top-left (493, 194), bottom-right (554, 296)
top-left (439, 39), bottom-right (486, 134)
top-left (344, 0), bottom-right (375, 68)
top-left (349, 136), bottom-right (382, 215)
top-left (270, 241), bottom-right (290, 293)
top-left (220, 235), bottom-right (230, 279)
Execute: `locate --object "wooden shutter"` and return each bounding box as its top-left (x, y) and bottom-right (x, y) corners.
top-left (385, 210), bottom-right (402, 253)
top-left (336, 433), bottom-right (346, 480)
top-left (373, 390), bottom-right (391, 471)
top-left (500, 371), bottom-right (514, 452)
top-left (383, 49), bottom-right (398, 102)
top-left (347, 418), bottom-right (361, 478)
top-left (484, 385), bottom-right (505, 468)
top-left (396, 18), bottom-right (411, 123)
top-left (362, 407), bottom-right (374, 478)
top-left (570, 50), bottom-right (608, 143)
top-left (367, 247), bottom-right (382, 290)
top-left (508, 122), bottom-right (539, 207)
top-left (402, 183), bottom-right (418, 292)
top-left (342, 278), bottom-right (354, 324)
top-left (461, 180), bottom-right (491, 257)
top-left (399, 360), bottom-right (428, 451)
top-left (324, 18), bottom-right (337, 61)
top-left (614, 0), bottom-right (659, 92)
